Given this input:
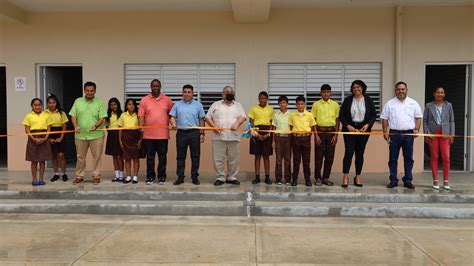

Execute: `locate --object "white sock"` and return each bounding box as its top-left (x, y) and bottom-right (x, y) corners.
top-left (133, 176), bottom-right (138, 182)
top-left (115, 170), bottom-right (119, 178)
top-left (119, 171), bottom-right (124, 178)
top-left (126, 176), bottom-right (132, 181)
top-left (55, 172), bottom-right (59, 176)
top-left (59, 171), bottom-right (63, 176)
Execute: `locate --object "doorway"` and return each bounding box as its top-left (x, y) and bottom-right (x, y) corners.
top-left (424, 65), bottom-right (470, 171)
top-left (38, 65), bottom-right (83, 167)
top-left (0, 66), bottom-right (6, 168)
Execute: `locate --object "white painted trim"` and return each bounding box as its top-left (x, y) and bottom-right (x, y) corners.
top-left (426, 62), bottom-right (474, 65)
top-left (469, 65), bottom-right (473, 172)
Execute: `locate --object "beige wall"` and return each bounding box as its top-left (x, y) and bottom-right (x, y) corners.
top-left (2, 6), bottom-right (473, 175)
top-left (0, 20), bottom-right (4, 63)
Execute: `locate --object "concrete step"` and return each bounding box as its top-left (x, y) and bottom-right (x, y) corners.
top-left (253, 201), bottom-right (474, 219)
top-left (0, 199), bottom-right (247, 216)
top-left (0, 199), bottom-right (473, 219)
top-left (0, 190), bottom-right (246, 201)
top-left (1, 190), bottom-right (473, 204)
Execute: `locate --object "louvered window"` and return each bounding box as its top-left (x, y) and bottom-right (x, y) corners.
top-left (125, 64), bottom-right (235, 111)
top-left (268, 63), bottom-right (382, 116)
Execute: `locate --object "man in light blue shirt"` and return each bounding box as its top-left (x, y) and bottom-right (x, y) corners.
top-left (169, 84), bottom-right (206, 185)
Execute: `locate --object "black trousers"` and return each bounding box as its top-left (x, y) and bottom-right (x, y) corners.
top-left (176, 130), bottom-right (201, 180)
top-left (144, 139), bottom-right (168, 180)
top-left (342, 134), bottom-right (369, 175)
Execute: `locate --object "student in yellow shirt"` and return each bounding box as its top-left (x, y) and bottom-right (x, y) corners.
top-left (118, 99), bottom-right (145, 184)
top-left (289, 96), bottom-right (317, 187)
top-left (272, 95), bottom-right (292, 185)
top-left (22, 98), bottom-right (53, 186)
top-left (311, 84), bottom-right (340, 186)
top-left (249, 91), bottom-right (274, 185)
top-left (45, 94), bottom-right (69, 182)
top-left (105, 98), bottom-right (124, 182)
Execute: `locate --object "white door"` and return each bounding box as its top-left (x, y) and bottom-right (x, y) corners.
top-left (41, 67), bottom-right (64, 105)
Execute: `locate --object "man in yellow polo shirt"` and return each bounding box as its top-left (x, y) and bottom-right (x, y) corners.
top-left (311, 84), bottom-right (340, 186)
top-left (289, 95), bottom-right (317, 187)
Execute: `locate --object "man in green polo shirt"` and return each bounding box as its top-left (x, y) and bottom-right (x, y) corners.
top-left (69, 81), bottom-right (107, 185)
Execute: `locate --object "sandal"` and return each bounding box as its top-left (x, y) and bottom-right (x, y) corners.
top-left (443, 180), bottom-right (450, 190)
top-left (72, 178), bottom-right (84, 185)
top-left (432, 180), bottom-right (439, 190)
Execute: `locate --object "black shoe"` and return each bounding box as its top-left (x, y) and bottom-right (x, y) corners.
top-left (403, 183), bottom-right (415, 189)
top-left (264, 177), bottom-right (272, 185)
top-left (322, 179), bottom-right (334, 186)
top-left (51, 175), bottom-right (60, 182)
top-left (314, 178), bottom-right (323, 186)
top-left (158, 178), bottom-right (166, 184)
top-left (291, 181), bottom-right (297, 187)
top-left (214, 180), bottom-right (225, 186)
top-left (62, 174), bottom-right (68, 182)
top-left (192, 178), bottom-right (200, 185)
top-left (252, 177), bottom-right (260, 184)
top-left (353, 177), bottom-right (363, 187)
top-left (173, 178), bottom-right (184, 185)
top-left (226, 179), bottom-right (240, 185)
top-left (305, 180), bottom-right (313, 187)
top-left (386, 182), bottom-right (398, 188)
top-left (146, 178), bottom-right (154, 185)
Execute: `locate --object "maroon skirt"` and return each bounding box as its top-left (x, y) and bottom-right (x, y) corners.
top-left (105, 130), bottom-right (122, 156)
top-left (249, 125), bottom-right (273, 156)
top-left (121, 130), bottom-right (145, 160)
top-left (49, 126), bottom-right (65, 154)
top-left (26, 130), bottom-right (53, 162)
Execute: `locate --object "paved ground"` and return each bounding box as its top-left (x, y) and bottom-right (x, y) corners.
top-left (0, 171), bottom-right (472, 264)
top-left (0, 214), bottom-right (472, 265)
top-left (1, 171), bottom-right (473, 194)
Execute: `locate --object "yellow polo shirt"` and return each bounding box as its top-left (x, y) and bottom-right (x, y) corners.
top-left (22, 111), bottom-right (52, 130)
top-left (311, 99), bottom-right (340, 127)
top-left (248, 105), bottom-right (274, 126)
top-left (44, 109), bottom-right (69, 127)
top-left (117, 112), bottom-right (139, 128)
top-left (289, 111), bottom-right (316, 132)
top-left (108, 112), bottom-right (119, 129)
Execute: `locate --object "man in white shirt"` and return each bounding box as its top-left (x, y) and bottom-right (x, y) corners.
top-left (206, 86), bottom-right (247, 186)
top-left (381, 81), bottom-right (423, 189)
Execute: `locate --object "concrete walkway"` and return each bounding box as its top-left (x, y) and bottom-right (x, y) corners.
top-left (1, 170), bottom-right (473, 193)
top-left (0, 214), bottom-right (472, 265)
top-left (1, 171), bottom-right (473, 219)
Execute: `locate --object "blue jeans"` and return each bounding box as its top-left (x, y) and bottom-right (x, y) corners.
top-left (388, 133), bottom-right (414, 184)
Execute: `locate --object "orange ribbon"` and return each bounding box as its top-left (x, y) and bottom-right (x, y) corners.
top-left (1, 125), bottom-right (470, 139)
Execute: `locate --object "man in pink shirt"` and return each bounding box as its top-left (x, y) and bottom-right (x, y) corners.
top-left (138, 79), bottom-right (174, 185)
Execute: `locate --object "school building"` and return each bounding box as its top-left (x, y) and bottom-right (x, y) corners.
top-left (0, 0), bottom-right (473, 174)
